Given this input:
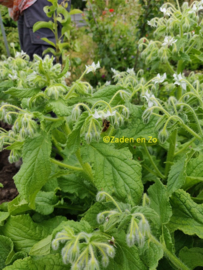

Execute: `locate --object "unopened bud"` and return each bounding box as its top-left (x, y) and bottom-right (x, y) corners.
top-left (85, 132), bottom-right (92, 144)
top-left (158, 128), bottom-right (169, 143)
top-left (126, 233), bottom-right (136, 247)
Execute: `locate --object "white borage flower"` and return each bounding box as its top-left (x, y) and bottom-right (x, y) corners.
top-left (15, 50), bottom-right (27, 58)
top-left (85, 61), bottom-right (100, 74)
top-left (105, 81), bottom-right (111, 86)
top-left (152, 73), bottom-right (167, 84)
top-left (147, 19), bottom-right (157, 27)
top-left (173, 73), bottom-right (187, 90)
top-left (160, 6), bottom-right (171, 16)
top-left (162, 36), bottom-right (177, 46)
top-left (8, 73), bottom-right (18, 80)
top-left (92, 110), bottom-right (116, 119)
top-left (88, 257), bottom-right (100, 270)
top-left (142, 90), bottom-right (158, 108)
top-left (126, 68), bottom-right (136, 76)
top-left (188, 4), bottom-right (201, 14)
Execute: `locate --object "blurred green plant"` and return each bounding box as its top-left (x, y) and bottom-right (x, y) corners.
top-left (0, 6), bottom-right (20, 57)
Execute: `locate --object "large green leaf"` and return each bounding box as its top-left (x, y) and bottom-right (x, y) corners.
top-left (0, 215), bottom-right (66, 253)
top-left (87, 143), bottom-right (143, 205)
top-left (167, 155), bottom-right (187, 195)
top-left (29, 235), bottom-right (52, 256)
top-left (0, 212), bottom-right (9, 226)
top-left (148, 179), bottom-right (172, 225)
top-left (183, 154), bottom-right (203, 190)
top-left (14, 132), bottom-right (52, 208)
top-left (47, 99), bottom-right (72, 116)
top-left (140, 241), bottom-right (164, 270)
top-left (3, 254), bottom-right (68, 270)
top-left (179, 247), bottom-right (203, 269)
top-left (5, 87), bottom-right (41, 99)
top-left (116, 104), bottom-right (158, 140)
top-left (0, 236), bottom-right (14, 269)
top-left (65, 112), bottom-right (88, 155)
top-left (168, 189), bottom-right (203, 238)
top-left (35, 191), bottom-right (61, 215)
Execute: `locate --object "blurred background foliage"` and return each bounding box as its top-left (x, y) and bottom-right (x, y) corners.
top-left (0, 0), bottom-right (196, 85)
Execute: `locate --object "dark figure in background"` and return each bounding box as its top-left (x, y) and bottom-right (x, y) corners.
top-left (0, 0), bottom-right (71, 60)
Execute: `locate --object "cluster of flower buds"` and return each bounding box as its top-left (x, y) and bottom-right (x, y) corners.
top-left (12, 112), bottom-right (38, 140)
top-left (96, 191), bottom-right (151, 249)
top-left (45, 84), bottom-right (68, 100)
top-left (52, 226), bottom-right (116, 269)
top-left (126, 213), bottom-right (151, 248)
top-left (72, 102), bottom-right (130, 144)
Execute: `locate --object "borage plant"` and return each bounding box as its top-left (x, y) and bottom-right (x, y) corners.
top-left (1, 1), bottom-right (203, 270)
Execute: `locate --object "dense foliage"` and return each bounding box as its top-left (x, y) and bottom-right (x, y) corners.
top-left (1, 1), bottom-right (203, 270)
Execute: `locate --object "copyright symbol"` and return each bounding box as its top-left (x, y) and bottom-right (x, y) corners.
top-left (103, 136), bottom-right (110, 143)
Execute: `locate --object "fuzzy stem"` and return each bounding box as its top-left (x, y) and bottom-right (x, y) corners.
top-left (143, 143), bottom-right (165, 179)
top-left (164, 130), bottom-right (177, 178)
top-left (151, 235), bottom-right (190, 270)
top-left (50, 158), bottom-right (83, 171)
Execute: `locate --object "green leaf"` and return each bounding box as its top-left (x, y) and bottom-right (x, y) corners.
top-left (148, 179), bottom-right (172, 225)
top-left (58, 173), bottom-right (96, 199)
top-left (183, 154), bottom-right (203, 190)
top-left (41, 37), bottom-right (56, 47)
top-left (0, 212), bottom-right (9, 226)
top-left (141, 241), bottom-right (164, 270)
top-left (160, 225), bottom-right (175, 254)
top-left (8, 196), bottom-right (30, 215)
top-left (5, 87), bottom-right (41, 98)
top-left (29, 235), bottom-right (52, 256)
top-left (3, 254), bottom-right (68, 270)
top-left (33, 21), bottom-right (54, 32)
top-left (35, 191), bottom-right (61, 215)
top-left (87, 143), bottom-right (143, 205)
top-left (179, 247), bottom-right (203, 269)
top-left (58, 57), bottom-right (70, 78)
top-left (116, 104), bottom-right (158, 140)
top-left (69, 9), bottom-right (83, 15)
top-left (85, 85), bottom-right (125, 105)
top-left (0, 235), bottom-right (14, 269)
top-left (168, 189), bottom-right (203, 238)
top-left (167, 155), bottom-right (187, 195)
top-left (5, 142), bottom-right (24, 151)
top-left (65, 112), bottom-right (88, 155)
top-left (14, 132), bottom-right (52, 208)
top-left (0, 215), bottom-right (66, 252)
top-left (47, 99), bottom-right (72, 116)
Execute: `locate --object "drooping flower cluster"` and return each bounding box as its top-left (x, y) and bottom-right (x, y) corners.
top-left (52, 226), bottom-right (116, 269)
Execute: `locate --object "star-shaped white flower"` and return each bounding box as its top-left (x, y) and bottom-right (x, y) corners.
top-left (173, 73), bottom-right (187, 90)
top-left (15, 50), bottom-right (26, 58)
top-left (162, 36), bottom-right (177, 46)
top-left (142, 90), bottom-right (158, 108)
top-left (92, 110), bottom-right (116, 119)
top-left (160, 7), bottom-right (171, 16)
top-left (105, 81), bottom-right (111, 86)
top-left (147, 19), bottom-right (157, 27)
top-left (127, 68), bottom-right (135, 76)
top-left (152, 73), bottom-right (167, 84)
top-left (85, 62), bottom-right (100, 74)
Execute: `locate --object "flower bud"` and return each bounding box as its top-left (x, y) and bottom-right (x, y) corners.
top-left (135, 231), bottom-right (145, 248)
top-left (158, 128), bottom-right (169, 143)
top-left (126, 233), bottom-right (136, 247)
top-left (101, 256), bottom-right (109, 268)
top-left (142, 193), bottom-right (150, 206)
top-left (71, 263), bottom-right (80, 270)
top-left (96, 191), bottom-right (106, 202)
top-left (106, 246), bottom-right (115, 258)
top-left (72, 106), bottom-right (81, 121)
top-left (97, 213), bottom-right (105, 224)
top-left (94, 131), bottom-right (100, 142)
top-left (20, 126), bottom-right (26, 139)
top-left (52, 239), bottom-right (59, 250)
top-left (4, 113), bottom-right (12, 124)
top-left (122, 107), bottom-right (130, 118)
top-left (182, 2), bottom-right (188, 10)
top-left (139, 218), bottom-right (151, 237)
top-left (85, 132), bottom-right (93, 144)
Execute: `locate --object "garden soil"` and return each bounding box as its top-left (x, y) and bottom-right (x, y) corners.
top-left (0, 122), bottom-right (18, 204)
